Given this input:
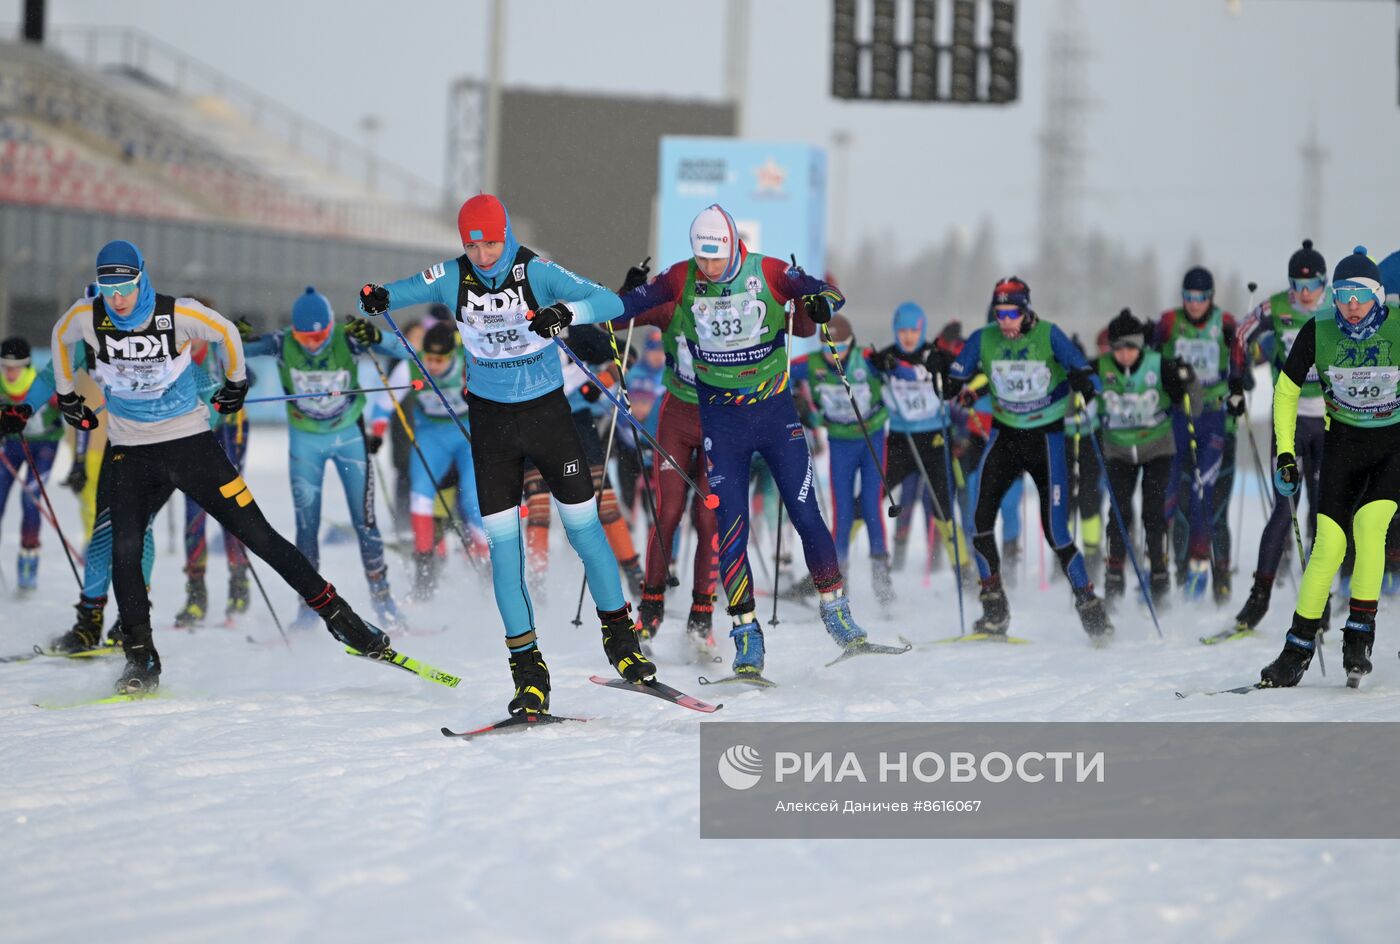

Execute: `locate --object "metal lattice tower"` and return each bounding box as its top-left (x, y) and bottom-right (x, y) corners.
top-left (445, 79), bottom-right (486, 210)
top-left (1036, 0), bottom-right (1089, 321)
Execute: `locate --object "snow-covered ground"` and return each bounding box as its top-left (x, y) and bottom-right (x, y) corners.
top-left (2, 424), bottom-right (1396, 944)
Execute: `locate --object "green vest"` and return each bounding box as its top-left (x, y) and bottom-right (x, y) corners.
top-left (1312, 308), bottom-right (1400, 429)
top-left (807, 347), bottom-right (888, 440)
top-left (1266, 288), bottom-right (1326, 399)
top-left (661, 320), bottom-right (699, 405)
top-left (1162, 306), bottom-right (1229, 406)
top-left (1096, 349), bottom-right (1173, 448)
top-left (976, 319), bottom-right (1068, 429)
top-left (408, 352), bottom-right (470, 422)
top-left (277, 325), bottom-right (364, 433)
top-left (674, 253), bottom-right (790, 400)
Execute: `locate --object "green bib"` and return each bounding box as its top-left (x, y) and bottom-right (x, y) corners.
top-left (976, 320), bottom-right (1068, 428)
top-left (807, 348), bottom-right (887, 439)
top-left (1312, 308), bottom-right (1400, 428)
top-left (1096, 349), bottom-right (1173, 448)
top-left (1266, 289), bottom-right (1325, 398)
top-left (278, 325), bottom-right (363, 433)
top-left (673, 253), bottom-right (790, 400)
top-left (1162, 306), bottom-right (1229, 405)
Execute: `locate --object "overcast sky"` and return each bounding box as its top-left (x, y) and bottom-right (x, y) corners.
top-left (6, 0), bottom-right (1398, 293)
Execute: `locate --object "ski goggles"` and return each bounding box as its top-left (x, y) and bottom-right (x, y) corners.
top-left (1182, 290), bottom-right (1213, 304)
top-left (1289, 276), bottom-right (1326, 294)
top-left (1332, 281), bottom-right (1380, 307)
top-left (292, 326), bottom-right (333, 350)
top-left (97, 276), bottom-right (142, 300)
top-left (993, 305), bottom-right (1024, 321)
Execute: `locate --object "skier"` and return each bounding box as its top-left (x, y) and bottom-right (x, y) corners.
top-left (373, 320), bottom-right (486, 599)
top-left (43, 239), bottom-right (390, 692)
top-left (944, 276), bottom-right (1111, 640)
top-left (243, 287), bottom-right (408, 629)
top-left (868, 304), bottom-right (967, 582)
top-left (1261, 247), bottom-right (1397, 688)
top-left (560, 203), bottom-right (883, 680)
top-left (0, 337), bottom-right (61, 590)
top-left (359, 193), bottom-right (655, 715)
top-left (799, 313), bottom-right (894, 603)
top-left (1155, 266), bottom-right (1240, 602)
top-left (1062, 334), bottom-right (1105, 582)
top-left (1229, 240), bottom-right (1331, 635)
top-left (1093, 309), bottom-right (1197, 607)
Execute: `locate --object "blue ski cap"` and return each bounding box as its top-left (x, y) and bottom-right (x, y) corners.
top-left (689, 204), bottom-right (742, 283)
top-left (292, 286), bottom-right (333, 332)
top-left (892, 301), bottom-right (926, 348)
top-left (95, 239), bottom-right (144, 285)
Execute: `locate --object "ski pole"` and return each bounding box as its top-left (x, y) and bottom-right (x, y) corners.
top-left (366, 353), bottom-right (485, 575)
top-left (905, 430), bottom-right (965, 636)
top-left (816, 325), bottom-right (900, 519)
top-left (552, 338), bottom-right (717, 505)
top-left (935, 377), bottom-right (971, 635)
top-left (243, 382), bottom-right (424, 405)
top-left (13, 434), bottom-right (84, 590)
top-left (604, 322), bottom-right (671, 585)
top-left (1078, 396), bottom-right (1163, 638)
top-left (243, 556), bottom-right (290, 650)
top-left (371, 306), bottom-right (473, 446)
top-left (770, 493), bottom-right (785, 628)
top-left (0, 445), bottom-right (87, 569)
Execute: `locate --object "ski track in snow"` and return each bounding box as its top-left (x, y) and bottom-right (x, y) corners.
top-left (1, 426), bottom-right (1396, 943)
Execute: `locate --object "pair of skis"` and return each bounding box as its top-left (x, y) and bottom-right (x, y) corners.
top-left (697, 636), bottom-right (914, 689)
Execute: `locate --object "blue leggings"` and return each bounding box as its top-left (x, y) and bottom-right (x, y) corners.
top-left (289, 422), bottom-right (386, 580)
top-left (409, 418), bottom-right (484, 535)
top-left (1167, 407), bottom-right (1223, 563)
top-left (0, 438), bottom-right (57, 548)
top-left (828, 432), bottom-right (888, 564)
top-left (700, 391), bottom-right (842, 613)
top-left (1256, 415), bottom-right (1325, 577)
top-left (83, 443), bottom-right (155, 600)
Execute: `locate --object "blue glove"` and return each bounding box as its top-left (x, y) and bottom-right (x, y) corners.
top-left (1274, 452), bottom-right (1299, 497)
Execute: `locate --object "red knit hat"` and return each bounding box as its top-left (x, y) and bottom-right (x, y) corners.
top-left (457, 194), bottom-right (508, 244)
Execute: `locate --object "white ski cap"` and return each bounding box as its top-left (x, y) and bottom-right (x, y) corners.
top-left (689, 204), bottom-right (742, 282)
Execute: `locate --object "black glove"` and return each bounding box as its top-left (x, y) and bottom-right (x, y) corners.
top-left (56, 392), bottom-right (98, 430)
top-left (1226, 379), bottom-right (1246, 418)
top-left (619, 256), bottom-right (651, 294)
top-left (346, 317), bottom-right (382, 347)
top-left (365, 433), bottom-right (383, 455)
top-left (869, 348), bottom-right (899, 373)
top-left (1274, 452), bottom-right (1300, 497)
top-left (527, 303), bottom-right (573, 339)
top-left (233, 317), bottom-right (254, 341)
top-left (0, 402), bottom-right (32, 436)
top-left (924, 346), bottom-right (951, 379)
top-left (802, 293), bottom-right (834, 325)
top-left (1068, 368), bottom-right (1097, 403)
top-left (359, 283), bottom-right (390, 315)
top-left (64, 461), bottom-right (88, 492)
top-left (579, 381), bottom-right (603, 403)
top-left (1162, 358), bottom-right (1194, 404)
top-left (211, 378), bottom-right (249, 415)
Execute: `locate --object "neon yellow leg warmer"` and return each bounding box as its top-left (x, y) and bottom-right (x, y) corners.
top-left (1351, 499), bottom-right (1398, 603)
top-left (1296, 513), bottom-right (1346, 619)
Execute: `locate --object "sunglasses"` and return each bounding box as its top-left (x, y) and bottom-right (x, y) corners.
top-left (98, 277), bottom-right (141, 300)
top-left (993, 305), bottom-right (1024, 321)
top-left (1182, 290), bottom-right (1212, 304)
top-left (1333, 282), bottom-right (1380, 307)
top-left (1289, 276), bottom-right (1326, 294)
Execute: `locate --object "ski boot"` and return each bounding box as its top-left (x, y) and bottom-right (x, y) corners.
top-left (1259, 615), bottom-right (1319, 688)
top-left (1342, 600), bottom-right (1376, 684)
top-left (1103, 566), bottom-right (1126, 608)
top-left (1233, 574), bottom-right (1272, 631)
top-left (819, 588), bottom-right (868, 650)
top-left (507, 647), bottom-right (550, 715)
top-left (871, 555), bottom-right (896, 608)
top-left (599, 604), bottom-right (656, 683)
top-left (174, 578), bottom-right (208, 628)
top-left (1211, 561), bottom-right (1232, 607)
top-left (368, 571), bottom-right (406, 633)
top-left (686, 591), bottom-right (716, 652)
top-left (730, 619), bottom-right (766, 677)
top-left (1182, 558), bottom-right (1209, 601)
top-left (115, 622), bottom-right (161, 694)
top-left (408, 551), bottom-right (437, 603)
top-left (622, 558), bottom-right (645, 601)
top-left (1074, 587), bottom-right (1113, 643)
top-left (1150, 572), bottom-right (1172, 609)
top-left (105, 618), bottom-right (125, 650)
top-left (637, 583), bottom-right (666, 651)
top-left (17, 547), bottom-right (38, 591)
top-left (225, 566), bottom-right (250, 620)
top-left (49, 595), bottom-right (107, 653)
top-left (320, 595), bottom-right (391, 655)
top-left (1001, 541), bottom-right (1022, 589)
top-left (973, 577), bottom-right (1011, 636)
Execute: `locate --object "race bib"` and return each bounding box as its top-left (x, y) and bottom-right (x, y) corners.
top-left (1101, 389), bottom-right (1164, 430)
top-left (92, 348), bottom-right (189, 400)
top-left (674, 343), bottom-right (697, 387)
top-left (289, 367), bottom-right (352, 419)
top-left (692, 293), bottom-right (769, 353)
top-left (457, 299), bottom-right (552, 361)
top-left (1174, 338), bottom-right (1221, 384)
top-left (990, 360), bottom-right (1052, 404)
top-left (818, 382), bottom-right (870, 424)
top-left (1327, 366), bottom-right (1400, 412)
top-left (886, 376), bottom-right (939, 421)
